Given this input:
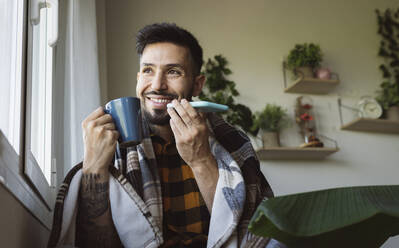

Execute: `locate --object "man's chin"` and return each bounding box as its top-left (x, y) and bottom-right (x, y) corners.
top-left (143, 109), bottom-right (170, 126)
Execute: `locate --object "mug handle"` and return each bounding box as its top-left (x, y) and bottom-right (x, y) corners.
top-left (103, 107), bottom-right (123, 143)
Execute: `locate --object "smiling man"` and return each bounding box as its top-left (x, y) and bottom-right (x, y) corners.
top-left (48, 23), bottom-right (282, 248)
top-left (135, 26), bottom-right (219, 247)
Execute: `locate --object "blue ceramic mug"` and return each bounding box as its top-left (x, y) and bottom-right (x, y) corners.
top-left (104, 97), bottom-right (142, 147)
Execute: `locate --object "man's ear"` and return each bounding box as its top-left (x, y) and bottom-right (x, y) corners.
top-left (192, 74), bottom-right (206, 97)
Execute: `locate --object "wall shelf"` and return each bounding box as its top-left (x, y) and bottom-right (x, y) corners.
top-left (338, 99), bottom-right (399, 134)
top-left (284, 77), bottom-right (340, 94)
top-left (281, 62), bottom-right (340, 94)
top-left (341, 118), bottom-right (399, 134)
top-left (256, 147), bottom-right (339, 160)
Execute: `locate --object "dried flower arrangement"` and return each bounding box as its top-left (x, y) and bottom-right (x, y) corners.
top-left (295, 96), bottom-right (323, 148)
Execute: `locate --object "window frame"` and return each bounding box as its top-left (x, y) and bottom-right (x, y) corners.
top-left (0, 132), bottom-right (53, 229)
top-left (0, 0), bottom-right (58, 229)
top-left (25, 4), bottom-right (56, 210)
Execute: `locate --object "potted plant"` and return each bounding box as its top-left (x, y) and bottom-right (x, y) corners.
top-left (376, 81), bottom-right (399, 120)
top-left (200, 55), bottom-right (259, 136)
top-left (375, 8), bottom-right (399, 120)
top-left (286, 43), bottom-right (323, 78)
top-left (253, 104), bottom-right (288, 148)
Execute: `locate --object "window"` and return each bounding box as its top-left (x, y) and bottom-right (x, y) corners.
top-left (25, 1), bottom-right (56, 208)
top-left (0, 0), bottom-right (59, 228)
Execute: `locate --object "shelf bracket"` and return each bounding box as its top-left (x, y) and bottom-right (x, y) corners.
top-left (318, 133), bottom-right (339, 150)
top-left (282, 61), bottom-right (288, 89)
top-left (337, 98), bottom-right (361, 127)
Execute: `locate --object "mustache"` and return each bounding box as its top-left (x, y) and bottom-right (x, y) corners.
top-left (144, 91), bottom-right (178, 99)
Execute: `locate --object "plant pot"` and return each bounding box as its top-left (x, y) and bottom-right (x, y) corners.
top-left (295, 66), bottom-right (314, 78)
top-left (262, 131), bottom-right (280, 148)
top-left (387, 106), bottom-right (399, 121)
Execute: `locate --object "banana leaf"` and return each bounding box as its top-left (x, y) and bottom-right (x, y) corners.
top-left (249, 185), bottom-right (399, 248)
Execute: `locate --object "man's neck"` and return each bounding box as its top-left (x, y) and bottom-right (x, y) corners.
top-left (150, 124), bottom-right (174, 142)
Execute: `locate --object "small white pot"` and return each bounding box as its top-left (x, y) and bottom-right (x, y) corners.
top-left (262, 131), bottom-right (280, 148)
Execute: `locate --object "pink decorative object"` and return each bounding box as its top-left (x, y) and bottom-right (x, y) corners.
top-left (316, 68), bottom-right (331, 79)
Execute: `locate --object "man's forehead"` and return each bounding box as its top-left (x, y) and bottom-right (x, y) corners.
top-left (140, 42), bottom-right (190, 66)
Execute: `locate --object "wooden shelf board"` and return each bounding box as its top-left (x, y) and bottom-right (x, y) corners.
top-left (256, 147), bottom-right (339, 160)
top-left (284, 77), bottom-right (339, 94)
top-left (341, 118), bottom-right (399, 134)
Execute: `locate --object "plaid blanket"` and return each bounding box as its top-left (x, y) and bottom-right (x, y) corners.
top-left (47, 113), bottom-right (280, 248)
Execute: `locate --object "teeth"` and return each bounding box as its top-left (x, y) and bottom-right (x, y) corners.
top-left (150, 98), bottom-right (172, 103)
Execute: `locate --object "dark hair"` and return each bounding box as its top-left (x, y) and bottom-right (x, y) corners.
top-left (136, 23), bottom-right (203, 76)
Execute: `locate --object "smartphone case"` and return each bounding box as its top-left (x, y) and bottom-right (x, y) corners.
top-left (167, 101), bottom-right (229, 112)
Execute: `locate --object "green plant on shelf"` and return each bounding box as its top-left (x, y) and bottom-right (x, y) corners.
top-left (376, 81), bottom-right (399, 110)
top-left (286, 43), bottom-right (323, 72)
top-left (253, 104), bottom-right (289, 132)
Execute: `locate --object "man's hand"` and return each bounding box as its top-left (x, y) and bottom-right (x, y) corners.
top-left (81, 107), bottom-right (119, 174)
top-left (167, 99), bottom-right (213, 168)
top-left (167, 99), bottom-right (219, 212)
top-left (77, 107), bottom-right (123, 248)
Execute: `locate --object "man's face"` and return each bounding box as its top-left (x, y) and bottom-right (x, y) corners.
top-left (136, 42), bottom-right (204, 125)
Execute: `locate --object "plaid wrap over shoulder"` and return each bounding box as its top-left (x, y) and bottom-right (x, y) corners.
top-left (47, 113), bottom-right (275, 248)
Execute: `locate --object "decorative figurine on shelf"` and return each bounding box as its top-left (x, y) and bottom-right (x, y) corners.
top-left (295, 96), bottom-right (324, 148)
top-left (316, 67), bottom-right (331, 80)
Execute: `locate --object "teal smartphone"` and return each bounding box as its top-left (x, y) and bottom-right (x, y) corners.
top-left (167, 101), bottom-right (229, 112)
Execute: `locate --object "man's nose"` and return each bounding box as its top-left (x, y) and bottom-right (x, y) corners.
top-left (151, 72), bottom-right (167, 91)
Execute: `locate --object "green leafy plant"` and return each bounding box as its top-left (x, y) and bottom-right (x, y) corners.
top-left (286, 43), bottom-right (323, 70)
top-left (199, 55), bottom-right (258, 136)
top-left (376, 81), bottom-right (399, 110)
top-left (253, 104), bottom-right (288, 132)
top-left (249, 185), bottom-right (399, 248)
top-left (375, 8), bottom-right (399, 109)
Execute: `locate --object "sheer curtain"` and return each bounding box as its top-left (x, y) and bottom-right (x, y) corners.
top-left (55, 0), bottom-right (101, 178)
top-left (0, 0), bottom-right (23, 154)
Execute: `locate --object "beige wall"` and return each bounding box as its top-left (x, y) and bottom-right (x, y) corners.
top-left (96, 0), bottom-right (109, 105)
top-left (0, 185), bottom-right (49, 247)
top-left (105, 0), bottom-right (399, 246)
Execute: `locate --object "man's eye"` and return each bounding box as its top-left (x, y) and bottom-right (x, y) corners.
top-left (168, 69), bottom-right (181, 75)
top-left (143, 68), bottom-right (152, 73)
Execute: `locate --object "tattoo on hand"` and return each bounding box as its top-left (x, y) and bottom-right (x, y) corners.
top-left (80, 173), bottom-right (109, 218)
top-left (76, 173), bottom-right (123, 248)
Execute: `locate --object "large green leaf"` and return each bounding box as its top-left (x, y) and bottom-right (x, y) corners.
top-left (249, 185), bottom-right (399, 248)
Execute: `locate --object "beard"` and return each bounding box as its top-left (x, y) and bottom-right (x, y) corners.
top-left (143, 108), bottom-right (171, 126)
top-left (141, 87), bottom-right (194, 126)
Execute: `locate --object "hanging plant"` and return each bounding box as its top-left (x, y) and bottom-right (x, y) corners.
top-left (375, 8), bottom-right (399, 110)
